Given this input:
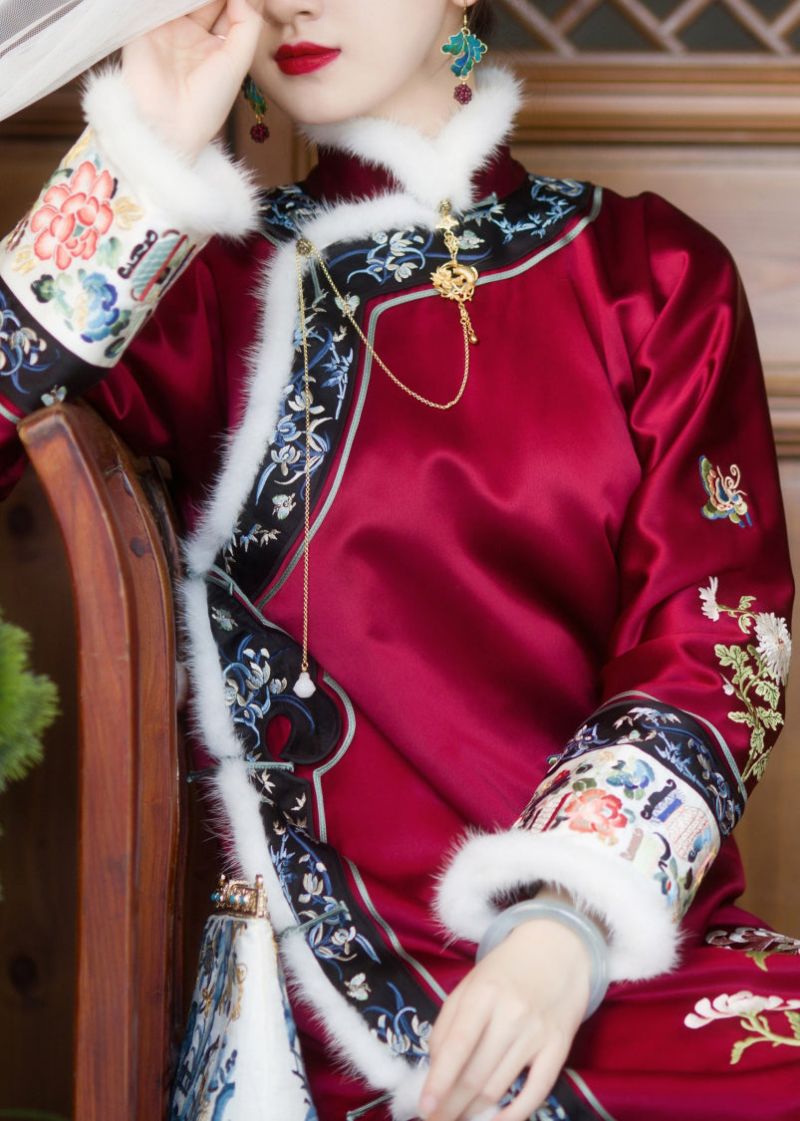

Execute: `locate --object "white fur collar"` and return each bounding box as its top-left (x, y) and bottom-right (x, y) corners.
top-left (303, 65), bottom-right (523, 212)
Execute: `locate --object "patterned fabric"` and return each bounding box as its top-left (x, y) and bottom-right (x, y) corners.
top-left (0, 126), bottom-right (200, 385)
top-left (170, 914), bottom-right (317, 1121)
top-left (705, 926), bottom-right (800, 972)
top-left (698, 578), bottom-right (792, 784)
top-left (207, 586), bottom-right (440, 1060)
top-left (548, 696), bottom-right (743, 834)
top-left (517, 732), bottom-right (720, 921)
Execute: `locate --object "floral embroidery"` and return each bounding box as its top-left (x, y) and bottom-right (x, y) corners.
top-left (266, 818), bottom-right (434, 1060)
top-left (273, 493), bottom-right (297, 520)
top-left (699, 456), bottom-right (751, 527)
top-left (706, 926), bottom-right (800, 972)
top-left (345, 972), bottom-right (371, 1001)
top-left (221, 631), bottom-right (311, 753)
top-left (560, 788), bottom-right (628, 841)
top-left (32, 268), bottom-right (131, 355)
top-left (699, 578), bottom-right (791, 782)
top-left (0, 284), bottom-right (52, 391)
top-left (0, 126), bottom-right (199, 368)
top-left (221, 522), bottom-right (281, 575)
top-left (684, 990), bottom-right (800, 1065)
top-left (210, 590), bottom-right (439, 1063)
top-left (257, 183), bottom-right (319, 242)
top-left (348, 229), bottom-right (431, 285)
top-left (516, 743), bottom-right (719, 919)
top-left (169, 915), bottom-right (247, 1119)
top-left (30, 160), bottom-right (116, 271)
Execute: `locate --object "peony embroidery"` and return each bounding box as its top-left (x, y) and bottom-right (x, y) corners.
top-left (684, 990), bottom-right (800, 1065)
top-left (562, 787), bottom-right (628, 841)
top-left (699, 456), bottom-right (751, 527)
top-left (30, 160), bottom-right (116, 271)
top-left (698, 579), bottom-right (791, 783)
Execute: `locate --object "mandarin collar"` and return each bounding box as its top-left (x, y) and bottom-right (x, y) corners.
top-left (301, 66), bottom-right (526, 211)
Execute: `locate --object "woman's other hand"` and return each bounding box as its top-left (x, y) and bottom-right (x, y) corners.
top-left (121, 0), bottom-right (266, 159)
top-left (419, 900), bottom-right (593, 1121)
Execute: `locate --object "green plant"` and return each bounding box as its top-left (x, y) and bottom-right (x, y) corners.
top-left (0, 609), bottom-right (59, 897)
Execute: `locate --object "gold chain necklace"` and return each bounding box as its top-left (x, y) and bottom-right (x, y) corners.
top-left (293, 200), bottom-right (479, 697)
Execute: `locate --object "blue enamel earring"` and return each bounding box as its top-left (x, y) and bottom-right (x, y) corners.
top-left (242, 75), bottom-right (269, 142)
top-left (442, 4), bottom-right (488, 105)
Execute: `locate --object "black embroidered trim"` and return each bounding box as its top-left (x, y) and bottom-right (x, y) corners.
top-left (553, 697), bottom-right (743, 834)
top-left (207, 584), bottom-right (441, 1058)
top-left (0, 276), bottom-right (99, 414)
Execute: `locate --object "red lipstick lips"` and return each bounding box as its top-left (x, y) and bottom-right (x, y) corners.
top-left (275, 42), bottom-right (341, 76)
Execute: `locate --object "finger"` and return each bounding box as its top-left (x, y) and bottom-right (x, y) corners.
top-left (186, 0), bottom-right (228, 32)
top-left (433, 1014), bottom-right (530, 1121)
top-left (427, 984), bottom-right (466, 1057)
top-left (420, 984), bottom-right (497, 1119)
top-left (494, 1043), bottom-right (567, 1121)
top-left (459, 1027), bottom-right (545, 1119)
top-left (211, 0), bottom-right (264, 67)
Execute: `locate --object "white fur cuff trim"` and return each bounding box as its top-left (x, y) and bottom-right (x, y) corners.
top-left (435, 830), bottom-right (680, 982)
top-left (82, 68), bottom-right (260, 240)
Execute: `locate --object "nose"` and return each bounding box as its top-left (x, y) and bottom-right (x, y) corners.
top-left (261, 0), bottom-right (323, 26)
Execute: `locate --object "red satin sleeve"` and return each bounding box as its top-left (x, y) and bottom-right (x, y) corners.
top-left (601, 193), bottom-right (793, 788)
top-left (509, 193), bottom-right (794, 946)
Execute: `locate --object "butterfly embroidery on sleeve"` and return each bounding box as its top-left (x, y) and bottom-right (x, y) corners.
top-left (699, 456), bottom-right (752, 527)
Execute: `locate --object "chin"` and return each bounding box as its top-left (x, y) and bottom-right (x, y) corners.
top-left (264, 71), bottom-right (410, 129)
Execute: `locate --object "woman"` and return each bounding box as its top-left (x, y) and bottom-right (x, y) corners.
top-left (0, 1), bottom-right (798, 1118)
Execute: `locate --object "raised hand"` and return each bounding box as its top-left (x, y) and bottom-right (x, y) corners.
top-left (121, 0), bottom-right (266, 159)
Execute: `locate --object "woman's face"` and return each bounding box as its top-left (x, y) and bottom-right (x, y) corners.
top-left (252, 0), bottom-right (478, 131)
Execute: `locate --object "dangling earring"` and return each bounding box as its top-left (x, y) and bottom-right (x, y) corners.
top-left (441, 3), bottom-right (488, 105)
top-left (242, 75), bottom-right (269, 142)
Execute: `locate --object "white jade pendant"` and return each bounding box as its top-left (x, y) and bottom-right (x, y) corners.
top-left (294, 671), bottom-right (316, 698)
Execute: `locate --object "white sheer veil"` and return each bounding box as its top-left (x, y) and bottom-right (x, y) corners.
top-left (0, 0), bottom-right (210, 120)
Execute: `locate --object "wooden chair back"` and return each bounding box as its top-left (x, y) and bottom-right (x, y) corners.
top-left (18, 401), bottom-right (185, 1121)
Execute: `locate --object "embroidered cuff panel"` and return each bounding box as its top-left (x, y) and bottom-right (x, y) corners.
top-left (515, 697), bottom-right (727, 924)
top-left (0, 127), bottom-right (202, 390)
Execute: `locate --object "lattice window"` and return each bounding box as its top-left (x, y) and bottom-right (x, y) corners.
top-left (495, 0), bottom-right (800, 54)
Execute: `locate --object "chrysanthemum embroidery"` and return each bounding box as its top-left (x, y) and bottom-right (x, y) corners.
top-left (699, 456), bottom-right (751, 527)
top-left (698, 578), bottom-right (791, 783)
top-left (684, 991), bottom-right (800, 1065)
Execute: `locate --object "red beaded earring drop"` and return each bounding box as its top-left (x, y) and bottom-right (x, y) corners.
top-left (441, 3), bottom-right (488, 105)
top-left (242, 75), bottom-right (269, 142)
